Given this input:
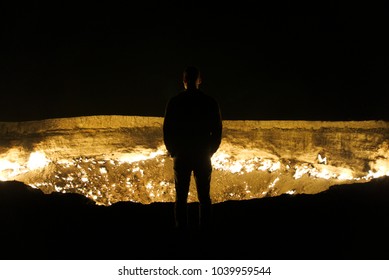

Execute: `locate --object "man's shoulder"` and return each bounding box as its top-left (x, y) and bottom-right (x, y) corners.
top-left (167, 92), bottom-right (185, 105)
top-left (169, 91), bottom-right (186, 99)
top-left (169, 90), bottom-right (219, 105)
top-left (191, 89), bottom-right (218, 102)
top-left (200, 92), bottom-right (219, 106)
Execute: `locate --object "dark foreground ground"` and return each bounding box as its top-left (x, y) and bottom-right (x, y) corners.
top-left (1, 178), bottom-right (389, 260)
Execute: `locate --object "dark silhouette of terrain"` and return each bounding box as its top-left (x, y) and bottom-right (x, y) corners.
top-left (1, 178), bottom-right (389, 260)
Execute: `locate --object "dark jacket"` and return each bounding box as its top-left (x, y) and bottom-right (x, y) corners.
top-left (163, 88), bottom-right (222, 157)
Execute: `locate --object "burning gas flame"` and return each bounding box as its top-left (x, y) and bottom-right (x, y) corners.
top-left (1, 144), bottom-right (388, 206)
top-left (0, 159), bottom-right (22, 181)
top-left (27, 151), bottom-right (50, 170)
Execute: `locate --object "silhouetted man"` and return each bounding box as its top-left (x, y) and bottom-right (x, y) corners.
top-left (163, 66), bottom-right (222, 232)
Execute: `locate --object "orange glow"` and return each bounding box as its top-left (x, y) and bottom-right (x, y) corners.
top-left (0, 116), bottom-right (388, 205)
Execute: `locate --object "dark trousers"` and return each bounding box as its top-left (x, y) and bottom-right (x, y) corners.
top-left (173, 154), bottom-right (212, 230)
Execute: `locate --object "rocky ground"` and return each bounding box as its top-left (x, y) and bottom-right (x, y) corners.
top-left (1, 178), bottom-right (389, 260)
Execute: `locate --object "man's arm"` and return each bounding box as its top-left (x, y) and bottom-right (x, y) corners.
top-left (163, 99), bottom-right (176, 157)
top-left (210, 101), bottom-right (222, 155)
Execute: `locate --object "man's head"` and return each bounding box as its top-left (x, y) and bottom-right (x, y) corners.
top-left (183, 66), bottom-right (201, 89)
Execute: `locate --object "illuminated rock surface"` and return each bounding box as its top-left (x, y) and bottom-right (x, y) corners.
top-left (0, 116), bottom-right (388, 205)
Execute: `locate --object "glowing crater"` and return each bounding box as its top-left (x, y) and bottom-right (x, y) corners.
top-left (0, 116), bottom-right (388, 205)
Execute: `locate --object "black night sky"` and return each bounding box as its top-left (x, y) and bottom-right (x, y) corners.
top-left (1, 1), bottom-right (388, 121)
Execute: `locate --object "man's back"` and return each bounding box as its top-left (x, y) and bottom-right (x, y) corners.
top-left (163, 88), bottom-right (222, 158)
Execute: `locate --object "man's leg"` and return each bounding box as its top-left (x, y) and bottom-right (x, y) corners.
top-left (193, 156), bottom-right (212, 230)
top-left (173, 157), bottom-right (192, 230)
